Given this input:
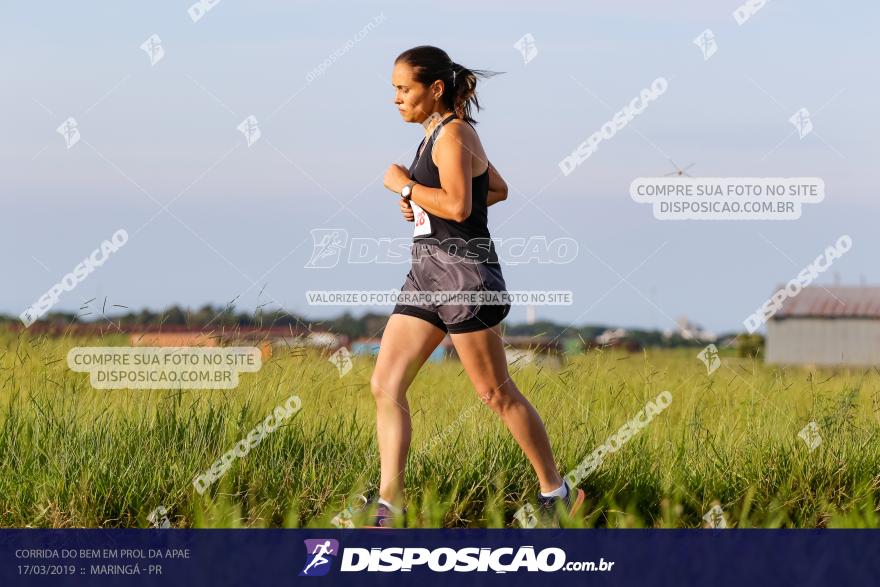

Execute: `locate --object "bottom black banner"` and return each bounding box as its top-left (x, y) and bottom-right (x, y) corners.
top-left (1, 529), bottom-right (876, 586)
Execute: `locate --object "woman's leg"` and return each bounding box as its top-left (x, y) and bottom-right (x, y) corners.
top-left (449, 325), bottom-right (564, 492)
top-left (371, 313), bottom-right (448, 507)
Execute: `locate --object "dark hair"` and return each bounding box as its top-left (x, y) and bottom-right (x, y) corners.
top-left (394, 45), bottom-right (502, 125)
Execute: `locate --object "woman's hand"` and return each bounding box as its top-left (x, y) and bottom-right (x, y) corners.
top-left (383, 164), bottom-right (411, 194)
top-left (399, 198), bottom-right (414, 222)
top-left (486, 161), bottom-right (508, 206)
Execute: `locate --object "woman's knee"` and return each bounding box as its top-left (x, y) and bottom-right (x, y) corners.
top-left (370, 373), bottom-right (406, 403)
top-left (476, 380), bottom-right (519, 413)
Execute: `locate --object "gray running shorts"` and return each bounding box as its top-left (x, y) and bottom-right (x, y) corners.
top-left (391, 242), bottom-right (511, 334)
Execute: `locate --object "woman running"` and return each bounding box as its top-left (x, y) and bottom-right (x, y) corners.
top-left (365, 45), bottom-right (584, 528)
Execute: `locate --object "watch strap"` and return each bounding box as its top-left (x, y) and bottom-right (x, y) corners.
top-left (402, 180), bottom-right (416, 199)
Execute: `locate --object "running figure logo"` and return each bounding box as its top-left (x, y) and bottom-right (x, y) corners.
top-left (306, 229), bottom-right (348, 268)
top-left (299, 539), bottom-right (339, 577)
top-left (697, 344), bottom-right (721, 375)
top-left (237, 115), bottom-right (262, 147)
top-left (789, 108), bottom-right (813, 139)
top-left (513, 33), bottom-right (538, 65)
top-left (140, 34), bottom-right (165, 66)
top-left (56, 117), bottom-right (80, 149)
top-left (692, 29), bottom-right (717, 61)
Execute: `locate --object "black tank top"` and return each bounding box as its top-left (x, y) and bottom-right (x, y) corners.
top-left (407, 113), bottom-right (499, 265)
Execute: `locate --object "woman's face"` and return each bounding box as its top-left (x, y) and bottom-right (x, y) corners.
top-left (392, 61), bottom-right (440, 124)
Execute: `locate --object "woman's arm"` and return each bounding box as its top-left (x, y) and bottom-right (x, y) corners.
top-left (408, 123), bottom-right (473, 222)
top-left (486, 161), bottom-right (508, 206)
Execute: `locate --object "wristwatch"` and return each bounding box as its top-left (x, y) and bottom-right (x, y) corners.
top-left (400, 180), bottom-right (416, 200)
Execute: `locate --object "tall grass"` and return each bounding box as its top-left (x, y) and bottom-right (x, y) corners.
top-left (1, 329), bottom-right (878, 528)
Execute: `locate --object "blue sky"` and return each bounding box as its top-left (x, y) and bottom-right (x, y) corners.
top-left (2, 0), bottom-right (878, 333)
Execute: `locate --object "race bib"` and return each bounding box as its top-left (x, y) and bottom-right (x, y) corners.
top-left (411, 200), bottom-right (432, 236)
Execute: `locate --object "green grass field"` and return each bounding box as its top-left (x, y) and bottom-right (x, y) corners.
top-left (2, 329), bottom-right (879, 528)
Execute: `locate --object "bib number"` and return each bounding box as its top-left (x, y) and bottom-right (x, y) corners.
top-left (411, 201), bottom-right (432, 236)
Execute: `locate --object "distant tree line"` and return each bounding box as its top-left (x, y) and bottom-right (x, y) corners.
top-left (0, 306), bottom-right (744, 348)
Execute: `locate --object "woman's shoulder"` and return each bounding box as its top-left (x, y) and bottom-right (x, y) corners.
top-left (445, 117), bottom-right (478, 135)
top-left (431, 118), bottom-right (486, 171)
top-left (434, 118), bottom-right (480, 151)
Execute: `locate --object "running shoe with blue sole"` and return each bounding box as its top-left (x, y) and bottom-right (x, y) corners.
top-left (356, 494), bottom-right (408, 529)
top-left (535, 479), bottom-right (586, 528)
